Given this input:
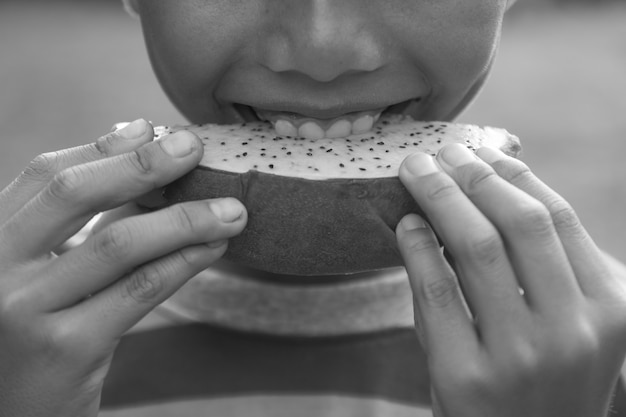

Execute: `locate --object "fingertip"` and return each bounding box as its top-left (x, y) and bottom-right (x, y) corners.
top-left (397, 213), bottom-right (428, 235)
top-left (116, 119), bottom-right (150, 140)
top-left (208, 197), bottom-right (247, 224)
top-left (476, 146), bottom-right (506, 165)
top-left (99, 119), bottom-right (154, 156)
top-left (400, 152), bottom-right (440, 179)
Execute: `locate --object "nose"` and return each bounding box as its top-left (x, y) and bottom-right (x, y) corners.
top-left (261, 0), bottom-right (386, 83)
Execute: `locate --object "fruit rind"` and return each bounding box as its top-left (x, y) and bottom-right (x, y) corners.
top-left (152, 117), bottom-right (521, 276)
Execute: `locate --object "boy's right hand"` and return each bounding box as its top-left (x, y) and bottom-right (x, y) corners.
top-left (0, 120), bottom-right (247, 417)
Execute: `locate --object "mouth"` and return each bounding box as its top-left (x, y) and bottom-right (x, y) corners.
top-left (234, 98), bottom-right (420, 140)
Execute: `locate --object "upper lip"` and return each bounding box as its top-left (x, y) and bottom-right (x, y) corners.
top-left (215, 67), bottom-right (430, 121)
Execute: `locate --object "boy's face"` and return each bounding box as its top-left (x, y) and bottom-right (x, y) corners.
top-left (131, 0), bottom-right (511, 133)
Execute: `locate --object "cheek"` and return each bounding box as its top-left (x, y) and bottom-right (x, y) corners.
top-left (138, 2), bottom-right (259, 118)
top-left (400, 1), bottom-right (505, 112)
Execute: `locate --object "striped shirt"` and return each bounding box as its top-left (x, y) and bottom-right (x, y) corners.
top-left (99, 265), bottom-right (626, 416)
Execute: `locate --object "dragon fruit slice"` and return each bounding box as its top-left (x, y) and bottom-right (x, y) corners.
top-left (151, 114), bottom-right (521, 276)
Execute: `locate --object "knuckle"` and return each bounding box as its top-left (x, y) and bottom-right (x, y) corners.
top-left (169, 204), bottom-right (199, 234)
top-left (176, 246), bottom-right (204, 268)
top-left (546, 198), bottom-right (581, 233)
top-left (425, 175), bottom-right (458, 202)
top-left (122, 266), bottom-right (164, 304)
top-left (465, 231), bottom-right (503, 267)
top-left (458, 164), bottom-right (498, 194)
top-left (507, 342), bottom-right (541, 375)
top-left (556, 320), bottom-right (600, 362)
top-left (95, 132), bottom-right (117, 155)
top-left (126, 147), bottom-right (153, 175)
top-left (44, 320), bottom-right (90, 360)
top-left (512, 202), bottom-right (554, 235)
top-left (496, 159), bottom-right (534, 187)
top-left (445, 362), bottom-right (491, 396)
top-left (95, 223), bottom-right (134, 262)
top-left (22, 152), bottom-right (59, 183)
top-left (47, 166), bottom-right (84, 201)
top-left (402, 230), bottom-right (440, 254)
top-left (421, 274), bottom-right (460, 308)
top-left (0, 288), bottom-right (29, 326)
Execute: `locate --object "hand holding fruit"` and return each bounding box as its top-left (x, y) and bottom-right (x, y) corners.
top-left (397, 144), bottom-right (626, 417)
top-left (0, 120), bottom-right (247, 417)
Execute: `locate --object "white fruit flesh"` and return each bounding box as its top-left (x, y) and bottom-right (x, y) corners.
top-left (154, 115), bottom-right (520, 181)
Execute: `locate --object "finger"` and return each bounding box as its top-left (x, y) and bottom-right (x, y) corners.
top-left (396, 214), bottom-right (479, 359)
top-left (0, 131), bottom-right (202, 263)
top-left (478, 147), bottom-right (616, 299)
top-left (33, 198), bottom-right (246, 310)
top-left (65, 241), bottom-right (228, 339)
top-left (399, 152), bottom-right (526, 335)
top-left (436, 144), bottom-right (582, 310)
top-left (0, 119), bottom-right (152, 225)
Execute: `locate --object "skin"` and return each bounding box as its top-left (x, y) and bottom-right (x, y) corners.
top-left (1, 1), bottom-right (626, 416)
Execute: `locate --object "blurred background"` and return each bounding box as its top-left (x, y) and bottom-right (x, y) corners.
top-left (1, 0), bottom-right (625, 260)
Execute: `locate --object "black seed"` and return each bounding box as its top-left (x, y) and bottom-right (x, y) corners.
top-left (269, 164), bottom-right (274, 169)
top-left (326, 148), bottom-right (333, 153)
top-left (307, 153), bottom-right (313, 156)
top-left (243, 152), bottom-right (248, 157)
top-left (220, 142), bottom-right (226, 145)
top-left (339, 163), bottom-right (345, 168)
top-left (261, 153), bottom-right (266, 156)
top-left (287, 151), bottom-right (292, 155)
top-left (242, 142), bottom-right (248, 146)
top-left (359, 167), bottom-right (367, 171)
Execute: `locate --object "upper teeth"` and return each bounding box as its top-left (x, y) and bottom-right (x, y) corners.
top-left (254, 108), bottom-right (384, 140)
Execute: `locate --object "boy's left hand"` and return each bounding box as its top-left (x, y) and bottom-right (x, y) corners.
top-left (396, 144), bottom-right (626, 417)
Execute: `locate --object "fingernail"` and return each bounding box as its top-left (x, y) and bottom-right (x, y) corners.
top-left (477, 146), bottom-right (505, 165)
top-left (117, 119), bottom-right (147, 139)
top-left (161, 132), bottom-right (197, 157)
top-left (209, 198), bottom-right (244, 223)
top-left (206, 239), bottom-right (228, 249)
top-left (403, 152), bottom-right (440, 176)
top-left (439, 144), bottom-right (478, 167)
top-left (400, 214), bottom-right (428, 232)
